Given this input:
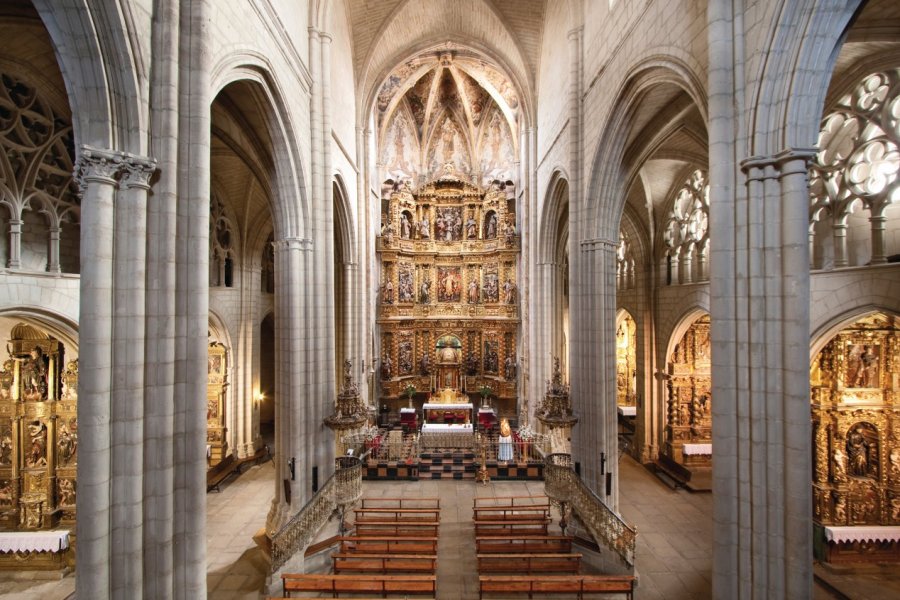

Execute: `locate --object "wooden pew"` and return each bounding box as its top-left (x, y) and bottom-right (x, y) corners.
top-left (474, 519), bottom-right (550, 537)
top-left (339, 536), bottom-right (439, 555)
top-left (332, 552), bottom-right (437, 574)
top-left (354, 507), bottom-right (441, 523)
top-left (477, 553), bottom-right (582, 575)
top-left (282, 573), bottom-right (436, 598)
top-left (354, 521), bottom-right (440, 537)
top-left (475, 535), bottom-right (574, 554)
top-left (474, 495), bottom-right (549, 509)
top-left (473, 506), bottom-right (551, 521)
top-left (361, 497), bottom-right (441, 510)
top-left (206, 455), bottom-right (237, 492)
top-left (479, 574), bottom-right (635, 599)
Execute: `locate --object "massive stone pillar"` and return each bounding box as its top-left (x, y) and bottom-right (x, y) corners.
top-left (174, 1), bottom-right (211, 596)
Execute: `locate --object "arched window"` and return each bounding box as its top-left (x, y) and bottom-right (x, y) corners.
top-left (209, 195), bottom-right (235, 287)
top-left (663, 170), bottom-right (709, 285)
top-left (809, 69), bottom-right (900, 268)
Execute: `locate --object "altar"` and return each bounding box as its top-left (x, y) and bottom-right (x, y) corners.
top-left (420, 396), bottom-right (475, 448)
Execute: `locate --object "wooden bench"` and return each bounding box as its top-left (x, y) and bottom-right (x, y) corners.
top-left (354, 521), bottom-right (440, 537)
top-left (361, 497), bottom-right (441, 510)
top-left (339, 536), bottom-right (439, 555)
top-left (474, 495), bottom-right (549, 509)
top-left (479, 575), bottom-right (635, 599)
top-left (206, 455), bottom-right (237, 492)
top-left (476, 535), bottom-right (574, 554)
top-left (354, 507), bottom-right (441, 523)
top-left (474, 519), bottom-right (550, 537)
top-left (473, 506), bottom-right (551, 521)
top-left (477, 553), bottom-right (582, 574)
top-left (282, 573), bottom-right (436, 597)
top-left (332, 552), bottom-right (437, 574)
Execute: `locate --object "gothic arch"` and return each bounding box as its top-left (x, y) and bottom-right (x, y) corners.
top-left (585, 53), bottom-right (708, 242)
top-left (749, 0), bottom-right (865, 156)
top-left (539, 170), bottom-right (570, 264)
top-left (210, 57), bottom-right (309, 241)
top-left (31, 0), bottom-right (143, 153)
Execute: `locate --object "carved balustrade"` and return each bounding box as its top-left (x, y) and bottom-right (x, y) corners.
top-left (543, 453), bottom-right (636, 567)
top-left (270, 455), bottom-right (362, 573)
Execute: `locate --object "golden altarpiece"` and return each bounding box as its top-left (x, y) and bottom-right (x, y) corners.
top-left (378, 166), bottom-right (519, 418)
top-left (663, 315), bottom-right (712, 468)
top-left (812, 313), bottom-right (900, 563)
top-left (0, 323), bottom-right (77, 568)
top-left (207, 342), bottom-right (228, 466)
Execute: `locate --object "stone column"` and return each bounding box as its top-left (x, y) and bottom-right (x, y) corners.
top-left (833, 220), bottom-right (848, 267)
top-left (47, 225), bottom-right (61, 273)
top-left (870, 212), bottom-right (887, 264)
top-left (74, 146), bottom-right (121, 600)
top-left (267, 237), bottom-right (311, 533)
top-left (6, 218), bottom-right (22, 268)
top-left (111, 156), bottom-right (156, 598)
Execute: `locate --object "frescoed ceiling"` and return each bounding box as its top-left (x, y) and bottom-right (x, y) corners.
top-left (376, 47), bottom-right (520, 188)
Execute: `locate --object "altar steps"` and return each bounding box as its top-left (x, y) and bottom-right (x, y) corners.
top-left (418, 451), bottom-right (478, 480)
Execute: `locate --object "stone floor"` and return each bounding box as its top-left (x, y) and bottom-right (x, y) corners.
top-left (3, 451), bottom-right (899, 598)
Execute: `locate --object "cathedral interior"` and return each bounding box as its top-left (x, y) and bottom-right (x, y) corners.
top-left (0, 0), bottom-right (899, 598)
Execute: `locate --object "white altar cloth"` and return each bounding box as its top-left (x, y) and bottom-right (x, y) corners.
top-left (0, 530), bottom-right (70, 553)
top-left (421, 423), bottom-right (473, 433)
top-left (617, 406), bottom-right (636, 417)
top-left (682, 443), bottom-right (712, 455)
top-left (825, 526), bottom-right (900, 544)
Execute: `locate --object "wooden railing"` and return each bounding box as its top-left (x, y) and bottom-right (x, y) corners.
top-left (543, 453), bottom-right (636, 567)
top-left (270, 455), bottom-right (362, 573)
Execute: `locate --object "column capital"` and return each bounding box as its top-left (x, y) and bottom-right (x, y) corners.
top-left (120, 156), bottom-right (158, 190)
top-left (75, 145), bottom-right (124, 192)
top-left (567, 26), bottom-right (584, 41)
top-left (580, 238), bottom-right (617, 251)
top-left (740, 147), bottom-right (817, 178)
top-left (273, 237), bottom-right (313, 252)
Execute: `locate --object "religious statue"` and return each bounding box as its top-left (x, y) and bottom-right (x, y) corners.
top-left (498, 418), bottom-right (513, 461)
top-left (468, 279), bottom-right (479, 303)
top-left (419, 279), bottom-right (431, 303)
top-left (847, 429), bottom-right (871, 477)
top-left (398, 344), bottom-right (413, 374)
top-left (382, 279), bottom-right (394, 304)
top-left (486, 213), bottom-right (498, 238)
top-left (833, 447), bottom-right (847, 480)
top-left (503, 279), bottom-right (517, 304)
top-left (0, 428), bottom-right (11, 466)
top-left (381, 354), bottom-right (393, 380)
top-left (22, 346), bottom-right (48, 400)
top-left (398, 270), bottom-right (413, 302)
top-left (860, 346), bottom-right (878, 387)
top-left (419, 352), bottom-right (431, 375)
top-left (418, 216), bottom-right (430, 239)
top-left (504, 219), bottom-right (516, 244)
top-left (504, 353), bottom-right (517, 381)
top-left (833, 492), bottom-right (846, 522)
top-left (466, 216), bottom-right (477, 239)
top-left (439, 345), bottom-right (458, 363)
top-left (466, 351), bottom-right (479, 375)
top-left (400, 213), bottom-right (411, 238)
top-left (26, 420), bottom-right (47, 468)
top-left (58, 478), bottom-right (75, 506)
top-left (382, 221), bottom-right (395, 245)
top-left (341, 358), bottom-right (359, 395)
top-left (890, 447), bottom-right (900, 477)
top-left (57, 423), bottom-right (77, 466)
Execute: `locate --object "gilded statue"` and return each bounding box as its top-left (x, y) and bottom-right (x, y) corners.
top-left (26, 420), bottom-right (47, 468)
top-left (833, 447), bottom-right (847, 480)
top-left (381, 354), bottom-right (393, 380)
top-left (22, 346), bottom-right (48, 400)
top-left (58, 478), bottom-right (75, 506)
top-left (57, 423), bottom-right (77, 466)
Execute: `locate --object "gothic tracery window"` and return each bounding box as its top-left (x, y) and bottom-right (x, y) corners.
top-left (209, 195), bottom-right (236, 288)
top-left (810, 69), bottom-right (900, 268)
top-left (664, 169), bottom-right (709, 285)
top-left (617, 231), bottom-right (635, 290)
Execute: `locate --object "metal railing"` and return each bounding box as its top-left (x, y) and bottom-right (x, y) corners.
top-left (269, 455), bottom-right (362, 573)
top-left (543, 453), bottom-right (636, 567)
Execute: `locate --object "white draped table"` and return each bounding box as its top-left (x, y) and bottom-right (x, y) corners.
top-left (0, 530), bottom-right (70, 553)
top-left (824, 526), bottom-right (900, 544)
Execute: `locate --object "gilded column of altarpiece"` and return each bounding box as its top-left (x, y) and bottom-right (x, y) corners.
top-left (0, 323), bottom-right (77, 547)
top-left (378, 169), bottom-right (520, 417)
top-left (811, 314), bottom-right (900, 562)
